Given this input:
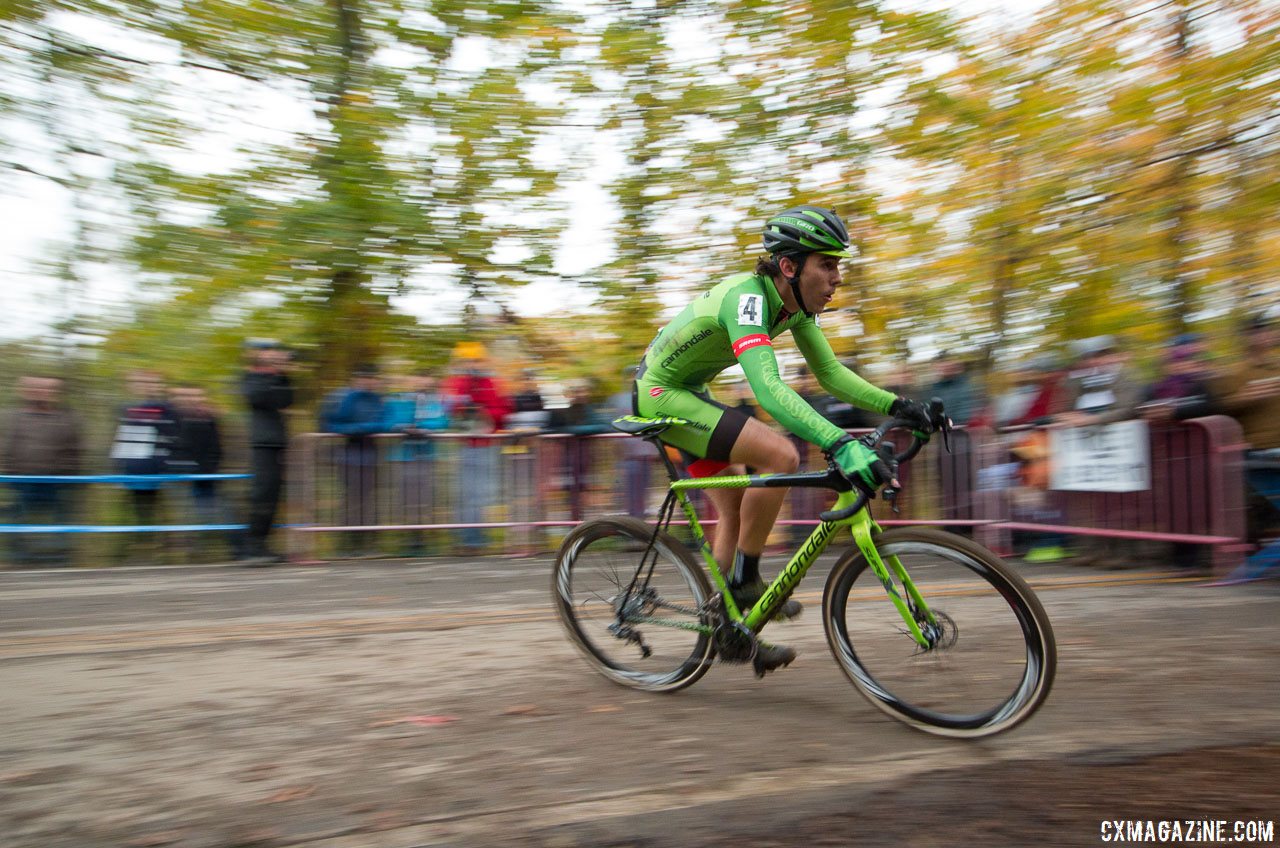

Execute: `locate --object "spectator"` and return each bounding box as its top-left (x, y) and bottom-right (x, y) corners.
top-left (511, 370), bottom-right (547, 419)
top-left (240, 340), bottom-right (294, 565)
top-left (2, 376), bottom-right (82, 567)
top-left (1057, 335), bottom-right (1143, 427)
top-left (988, 362), bottom-right (1040, 430)
top-left (500, 370), bottom-right (547, 551)
top-left (1139, 340), bottom-right (1218, 423)
top-left (1211, 314), bottom-right (1280, 584)
top-left (794, 365), bottom-right (868, 431)
top-left (442, 343), bottom-right (512, 552)
top-left (1054, 336), bottom-right (1145, 569)
top-left (608, 365), bottom-right (651, 519)
top-left (926, 354), bottom-right (981, 426)
top-left (110, 370), bottom-right (178, 559)
top-left (1008, 354), bottom-right (1070, 428)
top-left (880, 362), bottom-right (919, 401)
top-left (320, 363), bottom-right (388, 556)
top-left (551, 378), bottom-right (612, 522)
top-left (1133, 340), bottom-right (1224, 575)
top-left (506, 370), bottom-right (549, 433)
top-left (170, 385), bottom-right (233, 560)
top-left (385, 369), bottom-right (449, 556)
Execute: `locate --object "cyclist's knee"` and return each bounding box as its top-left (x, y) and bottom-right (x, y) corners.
top-left (763, 441), bottom-right (800, 475)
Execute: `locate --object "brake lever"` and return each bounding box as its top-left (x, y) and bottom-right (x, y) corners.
top-left (928, 397), bottom-right (953, 455)
top-left (883, 485), bottom-right (901, 515)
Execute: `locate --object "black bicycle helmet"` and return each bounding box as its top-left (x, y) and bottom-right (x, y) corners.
top-left (762, 205), bottom-right (853, 259)
top-left (761, 205), bottom-right (853, 315)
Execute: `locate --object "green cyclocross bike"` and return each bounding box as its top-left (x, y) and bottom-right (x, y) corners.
top-left (552, 402), bottom-right (1057, 738)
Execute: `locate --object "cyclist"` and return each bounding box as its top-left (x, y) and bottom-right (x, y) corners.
top-left (633, 205), bottom-right (934, 673)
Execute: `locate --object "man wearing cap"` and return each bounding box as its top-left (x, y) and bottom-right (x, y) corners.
top-left (240, 340), bottom-right (294, 565)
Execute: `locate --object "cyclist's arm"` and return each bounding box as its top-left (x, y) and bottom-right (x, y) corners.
top-left (720, 291), bottom-right (847, 449)
top-left (791, 319), bottom-right (896, 416)
top-left (736, 343), bottom-right (848, 448)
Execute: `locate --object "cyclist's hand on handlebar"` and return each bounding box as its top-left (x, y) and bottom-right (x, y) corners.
top-left (889, 396), bottom-right (934, 438)
top-left (828, 435), bottom-right (899, 493)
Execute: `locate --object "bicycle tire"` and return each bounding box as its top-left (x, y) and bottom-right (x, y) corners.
top-left (823, 527), bottom-right (1056, 738)
top-left (553, 515), bottom-right (715, 693)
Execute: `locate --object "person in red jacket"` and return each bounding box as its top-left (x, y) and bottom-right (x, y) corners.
top-left (442, 342), bottom-right (512, 551)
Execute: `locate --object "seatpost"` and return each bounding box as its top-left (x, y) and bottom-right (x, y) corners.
top-left (650, 436), bottom-right (684, 483)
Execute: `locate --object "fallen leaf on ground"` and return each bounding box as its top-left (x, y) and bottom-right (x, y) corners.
top-left (267, 784), bottom-right (316, 803)
top-left (402, 715), bottom-right (458, 726)
top-left (502, 704), bottom-right (550, 717)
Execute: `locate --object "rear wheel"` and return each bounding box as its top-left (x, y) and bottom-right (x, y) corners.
top-left (823, 527), bottom-right (1056, 737)
top-left (553, 516), bottom-right (715, 693)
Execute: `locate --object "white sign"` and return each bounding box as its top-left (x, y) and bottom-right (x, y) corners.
top-left (1049, 420), bottom-right (1151, 492)
top-left (109, 425), bottom-right (157, 461)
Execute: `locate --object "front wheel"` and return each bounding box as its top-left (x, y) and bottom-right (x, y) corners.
top-left (823, 527), bottom-right (1056, 737)
top-left (553, 516), bottom-right (715, 693)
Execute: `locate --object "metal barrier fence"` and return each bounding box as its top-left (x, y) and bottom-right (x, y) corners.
top-left (290, 420), bottom-right (1247, 573)
top-left (291, 427), bottom-right (1004, 560)
top-left (1, 418), bottom-right (1248, 573)
top-left (295, 432), bottom-right (696, 559)
top-left (0, 473), bottom-right (251, 567)
top-left (969, 417), bottom-right (1248, 573)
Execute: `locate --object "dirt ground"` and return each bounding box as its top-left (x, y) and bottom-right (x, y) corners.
top-left (499, 745), bottom-right (1280, 848)
top-left (1, 560), bottom-right (1277, 848)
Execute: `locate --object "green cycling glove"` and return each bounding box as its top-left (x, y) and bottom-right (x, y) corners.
top-left (828, 436), bottom-right (896, 491)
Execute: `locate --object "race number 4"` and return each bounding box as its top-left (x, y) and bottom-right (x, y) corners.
top-left (738, 294), bottom-right (764, 326)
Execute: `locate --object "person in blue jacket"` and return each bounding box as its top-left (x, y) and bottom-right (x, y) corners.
top-left (320, 364), bottom-right (389, 555)
top-left (384, 370), bottom-right (450, 556)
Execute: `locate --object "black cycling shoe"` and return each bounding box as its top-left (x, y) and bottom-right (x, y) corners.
top-left (730, 579), bottom-right (803, 621)
top-left (752, 642), bottom-right (797, 678)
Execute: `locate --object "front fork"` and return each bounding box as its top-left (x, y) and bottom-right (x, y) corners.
top-left (846, 501), bottom-right (939, 649)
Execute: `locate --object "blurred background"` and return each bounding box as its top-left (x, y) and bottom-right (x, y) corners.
top-left (3, 0), bottom-right (1277, 397)
top-left (0, 0), bottom-right (1277, 564)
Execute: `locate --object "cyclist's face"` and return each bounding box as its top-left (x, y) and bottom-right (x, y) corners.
top-left (799, 254), bottom-right (843, 313)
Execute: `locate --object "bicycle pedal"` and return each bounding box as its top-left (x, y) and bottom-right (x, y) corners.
top-left (751, 644), bottom-right (797, 678)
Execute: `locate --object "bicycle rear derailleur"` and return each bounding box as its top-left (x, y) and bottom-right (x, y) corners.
top-left (607, 621), bottom-right (652, 658)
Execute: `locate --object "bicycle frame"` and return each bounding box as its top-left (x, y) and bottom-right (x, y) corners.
top-left (650, 473), bottom-right (939, 647)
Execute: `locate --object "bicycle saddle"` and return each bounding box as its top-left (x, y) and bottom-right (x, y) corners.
top-left (611, 415), bottom-right (688, 438)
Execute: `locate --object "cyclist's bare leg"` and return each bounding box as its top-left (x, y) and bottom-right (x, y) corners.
top-left (705, 482), bottom-right (744, 575)
top-left (723, 419), bottom-right (802, 669)
top-left (728, 418), bottom-right (800, 557)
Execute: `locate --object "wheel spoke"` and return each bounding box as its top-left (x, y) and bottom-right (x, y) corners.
top-left (554, 517), bottom-right (714, 693)
top-left (825, 528), bottom-right (1055, 737)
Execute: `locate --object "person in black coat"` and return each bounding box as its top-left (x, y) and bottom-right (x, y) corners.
top-left (240, 340), bottom-right (295, 564)
top-left (171, 385), bottom-right (232, 558)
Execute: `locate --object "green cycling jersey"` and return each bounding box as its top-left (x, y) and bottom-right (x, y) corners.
top-left (637, 272), bottom-right (895, 451)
